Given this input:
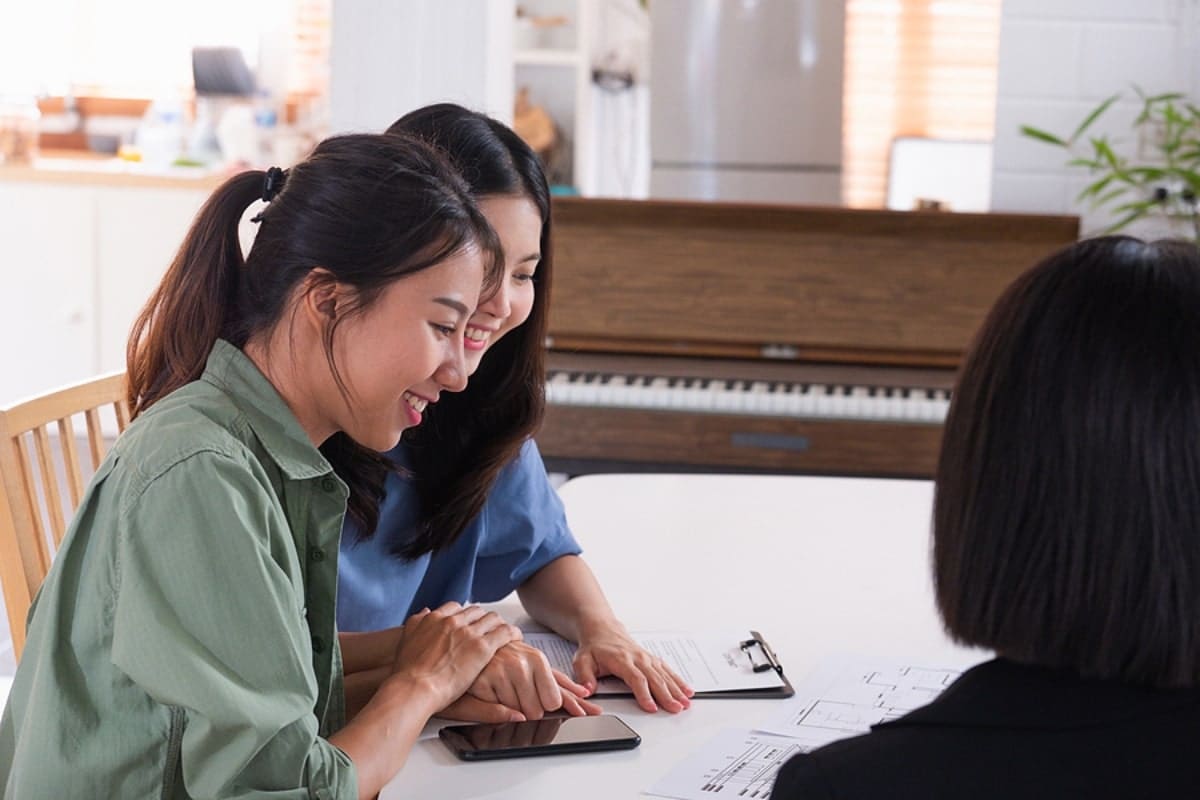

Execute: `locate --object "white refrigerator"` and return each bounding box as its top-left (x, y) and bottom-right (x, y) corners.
top-left (649, 0), bottom-right (844, 205)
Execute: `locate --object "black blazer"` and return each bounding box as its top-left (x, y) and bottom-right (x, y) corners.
top-left (770, 658), bottom-right (1200, 800)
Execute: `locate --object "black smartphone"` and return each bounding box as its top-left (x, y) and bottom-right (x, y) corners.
top-left (438, 715), bottom-right (641, 761)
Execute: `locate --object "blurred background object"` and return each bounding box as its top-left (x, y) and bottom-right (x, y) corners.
top-left (513, 86), bottom-right (570, 188)
top-left (649, 0), bottom-right (844, 205)
top-left (886, 138), bottom-right (994, 213)
top-left (190, 46), bottom-right (259, 166)
top-left (0, 95), bottom-right (40, 164)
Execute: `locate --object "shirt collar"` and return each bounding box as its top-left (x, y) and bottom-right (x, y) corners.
top-left (879, 657), bottom-right (1200, 731)
top-left (201, 339), bottom-right (335, 481)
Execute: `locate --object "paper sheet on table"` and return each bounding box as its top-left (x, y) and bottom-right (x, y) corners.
top-left (643, 728), bottom-right (808, 800)
top-left (754, 654), bottom-right (963, 742)
top-left (641, 655), bottom-right (966, 800)
top-left (522, 631), bottom-right (786, 694)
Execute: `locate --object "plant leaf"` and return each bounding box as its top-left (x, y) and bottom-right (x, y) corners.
top-left (1077, 174), bottom-right (1116, 201)
top-left (1103, 207), bottom-right (1154, 233)
top-left (1091, 137), bottom-right (1123, 171)
top-left (1144, 91), bottom-right (1186, 104)
top-left (1093, 186), bottom-right (1131, 207)
top-left (1127, 166), bottom-right (1168, 181)
top-left (1111, 199), bottom-right (1159, 214)
top-left (1019, 125), bottom-right (1067, 146)
top-left (1070, 94), bottom-right (1120, 142)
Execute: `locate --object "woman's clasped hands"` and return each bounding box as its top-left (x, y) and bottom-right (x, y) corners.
top-left (387, 602), bottom-right (601, 723)
top-left (375, 603), bottom-right (694, 723)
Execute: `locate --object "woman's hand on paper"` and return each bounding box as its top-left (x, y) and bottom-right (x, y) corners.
top-left (464, 640), bottom-right (602, 720)
top-left (574, 623), bottom-right (694, 713)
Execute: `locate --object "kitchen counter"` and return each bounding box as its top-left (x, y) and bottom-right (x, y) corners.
top-left (0, 150), bottom-right (230, 190)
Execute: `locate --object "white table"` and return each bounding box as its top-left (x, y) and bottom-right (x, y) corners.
top-left (381, 473), bottom-right (987, 800)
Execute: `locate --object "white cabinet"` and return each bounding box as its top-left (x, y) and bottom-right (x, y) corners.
top-left (95, 187), bottom-right (210, 373)
top-left (513, 0), bottom-right (595, 194)
top-left (0, 183), bottom-right (96, 403)
top-left (0, 178), bottom-right (211, 405)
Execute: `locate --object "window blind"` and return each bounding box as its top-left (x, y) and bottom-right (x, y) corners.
top-left (843, 0), bottom-right (1002, 208)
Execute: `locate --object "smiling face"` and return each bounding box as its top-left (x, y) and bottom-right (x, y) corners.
top-left (462, 194), bottom-right (543, 375)
top-left (327, 246), bottom-right (485, 451)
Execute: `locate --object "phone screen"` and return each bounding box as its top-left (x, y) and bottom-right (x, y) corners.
top-left (439, 715), bottom-right (641, 760)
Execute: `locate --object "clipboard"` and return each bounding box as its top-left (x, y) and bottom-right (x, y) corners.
top-left (706, 630), bottom-right (795, 699)
top-left (582, 629), bottom-right (795, 700)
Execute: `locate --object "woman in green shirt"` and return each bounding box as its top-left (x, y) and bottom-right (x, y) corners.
top-left (0, 133), bottom-right (517, 799)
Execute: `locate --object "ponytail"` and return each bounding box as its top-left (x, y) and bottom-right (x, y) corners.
top-left (126, 170), bottom-right (264, 418)
top-left (123, 133), bottom-right (503, 532)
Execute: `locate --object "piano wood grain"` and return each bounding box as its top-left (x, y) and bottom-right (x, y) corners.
top-left (538, 405), bottom-right (945, 479)
top-left (537, 198), bottom-right (1078, 478)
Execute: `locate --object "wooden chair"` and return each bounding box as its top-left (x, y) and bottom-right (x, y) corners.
top-left (0, 372), bottom-right (129, 659)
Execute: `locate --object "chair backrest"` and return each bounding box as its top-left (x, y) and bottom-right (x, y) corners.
top-left (0, 372), bottom-right (129, 659)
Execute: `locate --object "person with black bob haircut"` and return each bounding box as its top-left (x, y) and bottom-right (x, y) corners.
top-left (772, 235), bottom-right (1200, 799)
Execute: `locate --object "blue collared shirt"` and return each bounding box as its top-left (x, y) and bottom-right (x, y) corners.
top-left (337, 439), bottom-right (581, 631)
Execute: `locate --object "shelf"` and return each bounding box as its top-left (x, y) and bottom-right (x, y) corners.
top-left (514, 48), bottom-right (583, 67)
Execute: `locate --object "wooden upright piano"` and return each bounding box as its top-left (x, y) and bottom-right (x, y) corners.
top-left (536, 198), bottom-right (1079, 479)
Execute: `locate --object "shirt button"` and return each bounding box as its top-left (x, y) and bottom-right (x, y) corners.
top-left (320, 477), bottom-right (337, 492)
top-left (312, 635), bottom-right (325, 654)
top-left (309, 547), bottom-right (326, 562)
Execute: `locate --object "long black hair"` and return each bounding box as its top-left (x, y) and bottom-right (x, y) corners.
top-left (128, 132), bottom-right (503, 530)
top-left (327, 103), bottom-right (552, 558)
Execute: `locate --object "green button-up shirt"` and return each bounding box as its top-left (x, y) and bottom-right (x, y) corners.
top-left (0, 340), bottom-right (358, 798)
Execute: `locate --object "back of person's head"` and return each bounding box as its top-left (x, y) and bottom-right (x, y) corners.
top-left (340, 103), bottom-right (553, 558)
top-left (127, 132), bottom-right (501, 418)
top-left (934, 235), bottom-right (1200, 688)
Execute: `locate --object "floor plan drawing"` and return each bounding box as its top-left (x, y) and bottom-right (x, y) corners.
top-left (757, 656), bottom-right (965, 742)
top-left (644, 656), bottom-right (976, 800)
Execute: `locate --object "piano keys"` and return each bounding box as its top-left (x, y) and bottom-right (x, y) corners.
top-left (547, 362), bottom-right (952, 424)
top-left (536, 198), bottom-right (1079, 479)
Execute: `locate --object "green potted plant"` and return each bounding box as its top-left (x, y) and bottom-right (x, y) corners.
top-left (1021, 88), bottom-right (1200, 242)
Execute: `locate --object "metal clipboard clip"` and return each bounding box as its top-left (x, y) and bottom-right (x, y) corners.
top-left (739, 632), bottom-right (784, 676)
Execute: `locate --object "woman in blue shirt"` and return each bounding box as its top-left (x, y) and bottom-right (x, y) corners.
top-left (331, 104), bottom-right (693, 722)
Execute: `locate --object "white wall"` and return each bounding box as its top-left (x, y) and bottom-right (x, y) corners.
top-left (329, 0), bottom-right (515, 134)
top-left (991, 0), bottom-right (1200, 236)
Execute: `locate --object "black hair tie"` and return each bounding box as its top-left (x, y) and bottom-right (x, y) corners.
top-left (251, 166), bottom-right (287, 223)
top-left (262, 166), bottom-right (286, 202)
